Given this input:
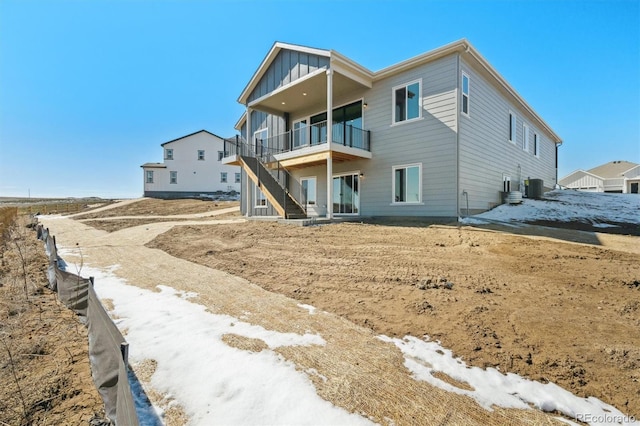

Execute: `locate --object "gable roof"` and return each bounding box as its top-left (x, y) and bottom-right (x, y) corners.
top-left (587, 161), bottom-right (639, 179)
top-left (236, 39), bottom-right (561, 144)
top-left (161, 130), bottom-right (224, 147)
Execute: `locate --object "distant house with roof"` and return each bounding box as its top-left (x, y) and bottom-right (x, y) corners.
top-left (559, 160), bottom-right (640, 194)
top-left (141, 130), bottom-right (241, 199)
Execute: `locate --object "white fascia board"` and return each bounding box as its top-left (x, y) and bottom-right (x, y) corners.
top-left (330, 51), bottom-right (374, 87)
top-left (463, 43), bottom-right (563, 145)
top-left (237, 42), bottom-right (331, 105)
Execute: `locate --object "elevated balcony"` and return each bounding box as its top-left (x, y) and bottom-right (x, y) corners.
top-left (224, 121), bottom-right (371, 169)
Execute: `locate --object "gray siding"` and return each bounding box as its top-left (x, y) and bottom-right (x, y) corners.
top-left (248, 50), bottom-right (329, 103)
top-left (458, 56), bottom-right (558, 212)
top-left (249, 110), bottom-right (286, 140)
top-left (358, 55), bottom-right (458, 217)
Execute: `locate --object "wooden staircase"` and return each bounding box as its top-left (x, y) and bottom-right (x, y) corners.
top-left (239, 156), bottom-right (307, 219)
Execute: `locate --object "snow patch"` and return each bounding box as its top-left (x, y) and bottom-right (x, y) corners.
top-left (379, 335), bottom-right (637, 425)
top-left (73, 263), bottom-right (372, 425)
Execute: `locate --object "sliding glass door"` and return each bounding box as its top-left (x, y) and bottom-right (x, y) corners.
top-left (332, 173), bottom-right (360, 215)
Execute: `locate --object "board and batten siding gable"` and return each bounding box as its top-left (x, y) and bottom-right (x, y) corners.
top-left (248, 49), bottom-right (329, 103)
top-left (359, 54), bottom-right (458, 217)
top-left (249, 110), bottom-right (286, 141)
top-left (458, 56), bottom-right (557, 212)
top-left (559, 171), bottom-right (603, 190)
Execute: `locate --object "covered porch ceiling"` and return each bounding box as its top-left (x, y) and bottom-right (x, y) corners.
top-left (247, 68), bottom-right (372, 116)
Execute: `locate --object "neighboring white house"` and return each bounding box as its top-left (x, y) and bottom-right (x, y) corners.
top-left (222, 39), bottom-right (563, 219)
top-left (141, 130), bottom-right (241, 199)
top-left (560, 160), bottom-right (640, 194)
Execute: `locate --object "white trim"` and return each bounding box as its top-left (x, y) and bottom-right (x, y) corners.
top-left (145, 170), bottom-right (154, 184)
top-left (300, 176), bottom-right (317, 206)
top-left (165, 148), bottom-right (174, 160)
top-left (169, 171), bottom-right (178, 184)
top-left (254, 185), bottom-right (267, 208)
top-left (392, 78), bottom-right (422, 125)
top-left (508, 111), bottom-right (517, 144)
top-left (461, 71), bottom-right (470, 117)
top-left (523, 123), bottom-right (530, 152)
top-left (332, 171), bottom-right (361, 216)
top-left (254, 128), bottom-right (268, 151)
top-left (391, 163), bottom-right (422, 204)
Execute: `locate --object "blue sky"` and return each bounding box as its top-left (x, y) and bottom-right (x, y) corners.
top-left (1, 0), bottom-right (638, 198)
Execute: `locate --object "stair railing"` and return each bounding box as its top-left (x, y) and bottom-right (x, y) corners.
top-left (241, 140), bottom-right (307, 217)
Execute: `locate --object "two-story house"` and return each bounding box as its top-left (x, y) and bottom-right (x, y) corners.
top-left (142, 130), bottom-right (241, 199)
top-left (222, 39), bottom-right (562, 219)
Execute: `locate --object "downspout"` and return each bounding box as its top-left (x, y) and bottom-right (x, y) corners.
top-left (246, 106), bottom-right (252, 217)
top-left (326, 68), bottom-right (334, 220)
top-left (456, 52), bottom-right (461, 220)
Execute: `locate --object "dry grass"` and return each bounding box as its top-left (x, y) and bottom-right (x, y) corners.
top-left (76, 198), bottom-right (239, 219)
top-left (0, 215), bottom-right (106, 425)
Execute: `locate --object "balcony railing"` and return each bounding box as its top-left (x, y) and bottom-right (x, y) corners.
top-left (258, 121), bottom-right (371, 155)
top-left (223, 121), bottom-right (371, 162)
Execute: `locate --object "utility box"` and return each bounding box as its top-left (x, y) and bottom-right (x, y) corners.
top-left (529, 179), bottom-right (544, 199)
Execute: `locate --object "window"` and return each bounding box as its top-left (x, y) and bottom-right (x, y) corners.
top-left (255, 186), bottom-right (267, 208)
top-left (534, 133), bottom-right (540, 157)
top-left (198, 150), bottom-right (205, 160)
top-left (254, 128), bottom-right (268, 155)
top-left (523, 124), bottom-right (529, 152)
top-left (392, 164), bottom-right (421, 203)
top-left (461, 72), bottom-right (470, 116)
top-left (218, 151), bottom-right (224, 161)
top-left (220, 172), bottom-right (227, 183)
top-left (508, 112), bottom-right (516, 143)
top-left (235, 173), bottom-right (241, 183)
top-left (393, 80), bottom-right (421, 124)
top-left (170, 171), bottom-right (177, 184)
top-left (145, 170), bottom-right (154, 183)
top-left (293, 120), bottom-right (308, 148)
top-left (301, 177), bottom-right (317, 206)
top-left (165, 148), bottom-right (174, 160)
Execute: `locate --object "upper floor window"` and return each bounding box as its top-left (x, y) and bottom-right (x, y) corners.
top-left (218, 151), bottom-right (224, 161)
top-left (393, 79), bottom-right (421, 124)
top-left (461, 72), bottom-right (470, 116)
top-left (145, 170), bottom-right (154, 184)
top-left (235, 172), bottom-right (241, 183)
top-left (392, 164), bottom-right (421, 203)
top-left (198, 150), bottom-right (205, 160)
top-left (165, 148), bottom-right (174, 160)
top-left (220, 172), bottom-right (228, 183)
top-left (254, 128), bottom-right (268, 154)
top-left (534, 133), bottom-right (540, 157)
top-left (170, 171), bottom-right (177, 184)
top-left (508, 111), bottom-right (516, 143)
top-left (523, 124), bottom-right (530, 152)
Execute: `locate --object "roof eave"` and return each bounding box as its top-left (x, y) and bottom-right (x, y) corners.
top-left (160, 130), bottom-right (223, 146)
top-left (237, 41), bottom-right (331, 105)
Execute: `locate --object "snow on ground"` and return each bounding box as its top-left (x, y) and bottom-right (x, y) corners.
top-left (379, 336), bottom-right (638, 426)
top-left (74, 259), bottom-right (639, 426)
top-left (73, 263), bottom-right (374, 426)
top-left (461, 190), bottom-right (640, 226)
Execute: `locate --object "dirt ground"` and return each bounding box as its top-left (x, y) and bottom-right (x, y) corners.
top-left (74, 198), bottom-right (238, 219)
top-left (146, 220), bottom-right (640, 418)
top-left (0, 217), bottom-right (106, 425)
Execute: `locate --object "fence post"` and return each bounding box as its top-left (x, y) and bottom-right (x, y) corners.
top-left (120, 342), bottom-right (129, 367)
